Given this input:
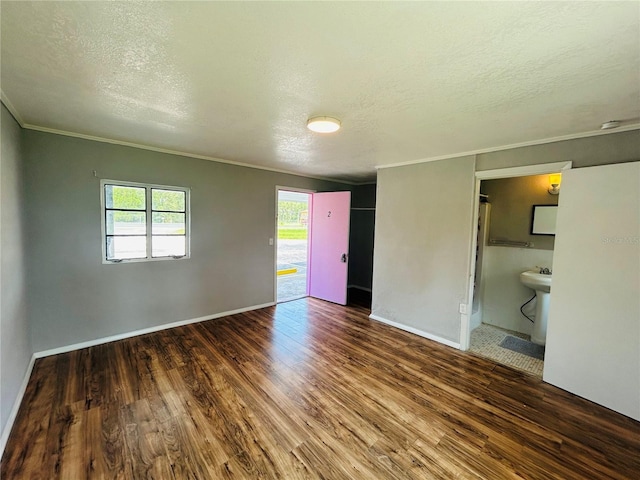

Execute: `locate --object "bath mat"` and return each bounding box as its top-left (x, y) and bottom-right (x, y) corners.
top-left (499, 335), bottom-right (545, 360)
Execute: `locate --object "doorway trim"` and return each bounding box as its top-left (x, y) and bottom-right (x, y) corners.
top-left (274, 186), bottom-right (315, 303)
top-left (460, 161), bottom-right (572, 350)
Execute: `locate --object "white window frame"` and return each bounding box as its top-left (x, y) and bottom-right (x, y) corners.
top-left (100, 179), bottom-right (191, 264)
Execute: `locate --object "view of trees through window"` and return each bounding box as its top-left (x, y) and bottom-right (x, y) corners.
top-left (104, 183), bottom-right (188, 261)
top-left (278, 200), bottom-right (308, 240)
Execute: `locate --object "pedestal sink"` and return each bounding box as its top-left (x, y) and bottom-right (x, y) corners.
top-left (519, 270), bottom-right (551, 345)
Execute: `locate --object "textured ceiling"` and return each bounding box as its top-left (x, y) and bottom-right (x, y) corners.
top-left (2, 2), bottom-right (639, 183)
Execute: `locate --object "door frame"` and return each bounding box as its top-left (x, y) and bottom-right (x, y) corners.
top-left (274, 186), bottom-right (315, 303)
top-left (460, 161), bottom-right (573, 350)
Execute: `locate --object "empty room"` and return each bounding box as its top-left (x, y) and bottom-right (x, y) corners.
top-left (1, 2), bottom-right (639, 479)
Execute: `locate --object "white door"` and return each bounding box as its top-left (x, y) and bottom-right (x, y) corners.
top-left (544, 161), bottom-right (640, 421)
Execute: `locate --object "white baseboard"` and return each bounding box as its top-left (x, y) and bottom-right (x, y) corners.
top-left (0, 354), bottom-right (36, 458)
top-left (369, 314), bottom-right (461, 350)
top-left (347, 285), bottom-right (372, 292)
top-left (1, 302), bottom-right (275, 459)
top-left (34, 302), bottom-right (276, 359)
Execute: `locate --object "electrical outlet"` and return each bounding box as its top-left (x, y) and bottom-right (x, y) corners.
top-left (268, 238), bottom-right (274, 246)
top-left (459, 303), bottom-right (467, 314)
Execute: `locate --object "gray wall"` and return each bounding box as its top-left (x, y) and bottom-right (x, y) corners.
top-left (348, 183), bottom-right (376, 290)
top-left (1, 105), bottom-right (31, 439)
top-left (372, 130), bottom-right (638, 350)
top-left (23, 130), bottom-right (348, 352)
top-left (477, 130), bottom-right (640, 171)
top-left (481, 174), bottom-right (558, 250)
top-left (372, 156), bottom-right (476, 343)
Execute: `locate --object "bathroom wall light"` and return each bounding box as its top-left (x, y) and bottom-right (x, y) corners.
top-left (307, 116), bottom-right (341, 133)
top-left (548, 173), bottom-right (562, 195)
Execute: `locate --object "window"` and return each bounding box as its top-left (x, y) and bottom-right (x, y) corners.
top-left (101, 180), bottom-right (190, 263)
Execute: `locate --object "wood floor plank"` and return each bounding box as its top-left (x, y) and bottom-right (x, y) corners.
top-left (2, 297), bottom-right (639, 479)
top-left (57, 401), bottom-right (86, 480)
top-left (101, 397), bottom-right (132, 479)
top-left (0, 358), bottom-right (54, 479)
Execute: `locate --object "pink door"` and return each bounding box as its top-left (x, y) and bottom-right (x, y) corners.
top-left (308, 191), bottom-right (351, 305)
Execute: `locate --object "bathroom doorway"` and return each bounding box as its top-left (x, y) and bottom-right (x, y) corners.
top-left (465, 162), bottom-right (571, 376)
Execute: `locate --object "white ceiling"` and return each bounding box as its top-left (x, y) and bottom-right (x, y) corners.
top-left (2, 2), bottom-right (639, 183)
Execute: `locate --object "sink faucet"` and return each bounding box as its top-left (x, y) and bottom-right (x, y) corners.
top-left (539, 267), bottom-right (551, 275)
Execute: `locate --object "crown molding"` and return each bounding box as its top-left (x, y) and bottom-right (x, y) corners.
top-left (4, 91), bottom-right (636, 185)
top-left (1, 91), bottom-right (358, 186)
top-left (22, 123), bottom-right (359, 185)
top-left (351, 180), bottom-right (378, 186)
top-left (0, 90), bottom-right (25, 126)
top-left (376, 123), bottom-right (640, 171)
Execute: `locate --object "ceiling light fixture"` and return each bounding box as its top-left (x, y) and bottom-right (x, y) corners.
top-left (307, 116), bottom-right (341, 133)
top-left (601, 120), bottom-right (621, 130)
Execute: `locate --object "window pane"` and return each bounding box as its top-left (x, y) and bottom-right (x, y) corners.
top-left (152, 235), bottom-right (186, 257)
top-left (152, 189), bottom-right (185, 212)
top-left (106, 211), bottom-right (146, 235)
top-left (152, 212), bottom-right (185, 235)
top-left (106, 236), bottom-right (147, 260)
top-left (105, 185), bottom-right (146, 210)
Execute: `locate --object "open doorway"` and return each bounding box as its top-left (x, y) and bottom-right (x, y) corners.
top-left (276, 189), bottom-right (311, 302)
top-left (463, 161), bottom-right (571, 376)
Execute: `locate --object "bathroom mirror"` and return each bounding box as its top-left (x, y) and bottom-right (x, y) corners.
top-left (531, 205), bottom-right (558, 235)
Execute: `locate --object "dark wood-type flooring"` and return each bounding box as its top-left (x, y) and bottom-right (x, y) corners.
top-left (2, 296), bottom-right (639, 479)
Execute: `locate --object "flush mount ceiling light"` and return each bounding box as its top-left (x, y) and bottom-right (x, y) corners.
top-left (307, 116), bottom-right (341, 133)
top-left (601, 120), bottom-right (621, 130)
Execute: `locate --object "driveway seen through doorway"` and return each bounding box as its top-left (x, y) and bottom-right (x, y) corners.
top-left (277, 239), bottom-right (307, 302)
